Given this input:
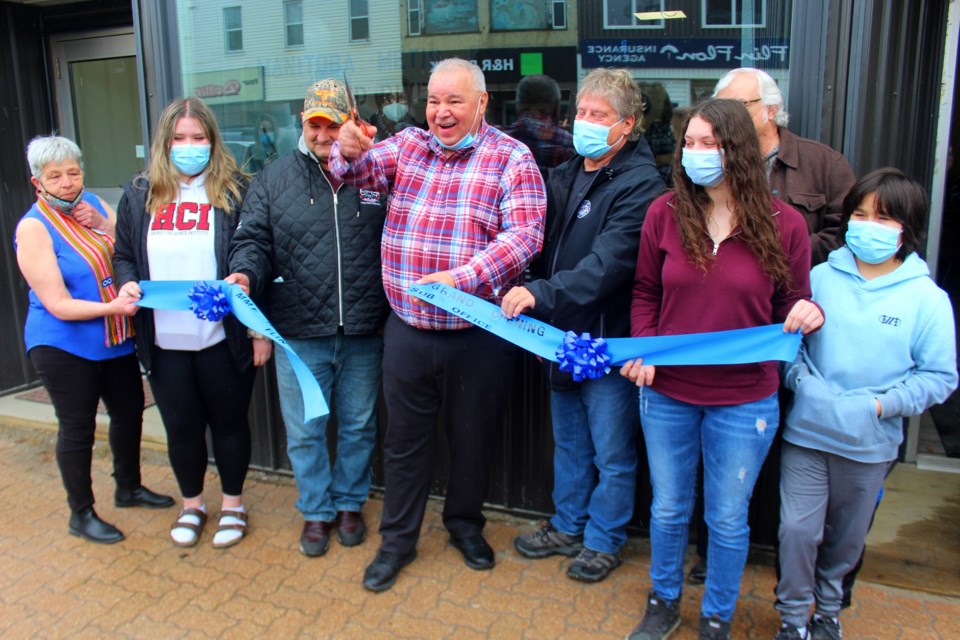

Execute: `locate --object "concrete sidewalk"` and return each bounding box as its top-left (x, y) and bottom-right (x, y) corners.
top-left (1, 421), bottom-right (959, 639)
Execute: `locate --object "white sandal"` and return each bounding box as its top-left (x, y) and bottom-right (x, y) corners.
top-left (212, 510), bottom-right (248, 549)
top-left (170, 508), bottom-right (207, 547)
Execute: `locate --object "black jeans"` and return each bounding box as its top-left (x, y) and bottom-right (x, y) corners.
top-left (29, 346), bottom-right (144, 513)
top-left (379, 313), bottom-right (515, 554)
top-left (148, 341), bottom-right (254, 498)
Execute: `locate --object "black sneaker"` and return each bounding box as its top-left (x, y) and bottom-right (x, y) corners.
top-left (687, 558), bottom-right (707, 585)
top-left (567, 547), bottom-right (622, 582)
top-left (774, 623), bottom-right (807, 639)
top-left (698, 615), bottom-right (731, 640)
top-left (809, 617), bottom-right (842, 640)
top-left (514, 521), bottom-right (583, 559)
top-left (626, 591), bottom-right (681, 640)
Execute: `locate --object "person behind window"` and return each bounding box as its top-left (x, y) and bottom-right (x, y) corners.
top-left (369, 92), bottom-right (419, 142)
top-left (113, 97), bottom-right (269, 550)
top-left (14, 135), bottom-right (173, 545)
top-left (621, 99), bottom-right (823, 640)
top-left (501, 74), bottom-right (574, 180)
top-left (773, 169), bottom-right (957, 640)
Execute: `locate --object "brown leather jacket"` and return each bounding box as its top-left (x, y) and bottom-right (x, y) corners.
top-left (769, 127), bottom-right (856, 265)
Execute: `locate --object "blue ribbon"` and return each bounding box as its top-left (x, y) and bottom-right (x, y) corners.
top-left (137, 280), bottom-right (329, 420)
top-left (407, 282), bottom-right (801, 373)
top-left (187, 281), bottom-right (231, 321)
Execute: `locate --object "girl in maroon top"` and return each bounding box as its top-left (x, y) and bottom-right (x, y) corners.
top-left (621, 99), bottom-right (823, 640)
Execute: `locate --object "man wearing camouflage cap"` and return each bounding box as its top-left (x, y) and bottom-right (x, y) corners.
top-left (228, 79), bottom-right (388, 557)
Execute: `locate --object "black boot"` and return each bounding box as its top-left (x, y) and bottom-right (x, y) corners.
top-left (115, 485), bottom-right (175, 509)
top-left (68, 507), bottom-right (125, 544)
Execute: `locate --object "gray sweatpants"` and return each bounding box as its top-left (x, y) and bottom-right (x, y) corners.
top-left (775, 441), bottom-right (888, 626)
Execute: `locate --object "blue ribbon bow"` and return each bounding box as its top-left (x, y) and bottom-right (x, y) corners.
top-left (137, 280), bottom-right (329, 420)
top-left (407, 282), bottom-right (801, 372)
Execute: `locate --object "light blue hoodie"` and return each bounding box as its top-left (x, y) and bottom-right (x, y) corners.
top-left (783, 247), bottom-right (958, 463)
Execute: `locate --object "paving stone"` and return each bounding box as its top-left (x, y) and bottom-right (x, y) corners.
top-left (2, 422), bottom-right (959, 639)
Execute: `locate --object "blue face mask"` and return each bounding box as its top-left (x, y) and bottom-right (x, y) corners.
top-left (681, 148), bottom-right (725, 188)
top-left (435, 97), bottom-right (483, 151)
top-left (260, 131), bottom-right (276, 147)
top-left (845, 220), bottom-right (903, 264)
top-left (573, 118), bottom-right (624, 159)
top-left (170, 144), bottom-right (211, 176)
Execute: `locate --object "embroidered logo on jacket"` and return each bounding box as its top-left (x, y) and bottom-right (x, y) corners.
top-left (577, 200), bottom-right (591, 219)
top-left (360, 189), bottom-right (381, 205)
top-left (879, 315), bottom-right (901, 327)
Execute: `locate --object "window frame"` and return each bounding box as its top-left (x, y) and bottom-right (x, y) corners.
top-left (408, 0), bottom-right (422, 36)
top-left (349, 0), bottom-right (370, 42)
top-left (701, 0), bottom-right (767, 29)
top-left (284, 0), bottom-right (304, 49)
top-left (603, 0), bottom-right (666, 30)
top-left (223, 5), bottom-right (243, 53)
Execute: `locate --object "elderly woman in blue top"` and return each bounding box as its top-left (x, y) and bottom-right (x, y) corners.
top-left (14, 135), bottom-right (173, 545)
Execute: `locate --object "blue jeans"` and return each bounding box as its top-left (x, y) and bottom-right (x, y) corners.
top-left (640, 386), bottom-right (778, 621)
top-left (550, 374), bottom-right (638, 554)
top-left (274, 332), bottom-right (383, 521)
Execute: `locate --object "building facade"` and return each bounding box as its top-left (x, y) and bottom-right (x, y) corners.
top-left (1, 0), bottom-right (957, 544)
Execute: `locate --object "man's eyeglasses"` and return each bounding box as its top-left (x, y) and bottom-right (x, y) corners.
top-left (738, 98), bottom-right (763, 107)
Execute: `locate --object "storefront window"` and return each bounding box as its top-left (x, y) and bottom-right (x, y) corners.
top-left (175, 0), bottom-right (792, 177)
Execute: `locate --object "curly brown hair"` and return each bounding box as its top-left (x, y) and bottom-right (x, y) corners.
top-left (671, 98), bottom-right (792, 285)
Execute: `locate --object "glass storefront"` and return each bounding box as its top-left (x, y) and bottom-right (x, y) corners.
top-left (173, 0), bottom-right (792, 179)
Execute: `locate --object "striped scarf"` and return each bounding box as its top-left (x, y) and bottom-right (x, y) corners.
top-left (35, 197), bottom-right (133, 347)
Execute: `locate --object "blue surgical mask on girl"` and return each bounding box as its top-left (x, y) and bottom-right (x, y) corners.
top-left (573, 118), bottom-right (624, 159)
top-left (682, 148), bottom-right (725, 188)
top-left (435, 97), bottom-right (483, 151)
top-left (170, 144), bottom-right (211, 176)
top-left (260, 131), bottom-right (276, 147)
top-left (845, 220), bottom-right (903, 264)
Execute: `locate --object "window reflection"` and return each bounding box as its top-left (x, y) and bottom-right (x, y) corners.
top-left (176, 0), bottom-right (791, 175)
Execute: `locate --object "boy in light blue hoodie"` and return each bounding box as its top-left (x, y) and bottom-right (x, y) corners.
top-left (773, 168), bottom-right (958, 640)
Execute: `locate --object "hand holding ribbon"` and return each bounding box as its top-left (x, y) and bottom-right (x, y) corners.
top-left (408, 282), bottom-right (802, 382)
top-left (136, 280), bottom-right (329, 420)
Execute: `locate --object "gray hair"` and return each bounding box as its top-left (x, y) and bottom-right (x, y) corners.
top-left (713, 68), bottom-right (789, 127)
top-left (431, 58), bottom-right (486, 93)
top-left (27, 135), bottom-right (83, 179)
top-left (577, 68), bottom-right (644, 141)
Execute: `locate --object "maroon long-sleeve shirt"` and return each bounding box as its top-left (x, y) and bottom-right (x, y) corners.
top-left (631, 192), bottom-right (812, 405)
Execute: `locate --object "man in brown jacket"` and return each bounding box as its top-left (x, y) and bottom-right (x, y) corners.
top-left (714, 67), bottom-right (856, 265)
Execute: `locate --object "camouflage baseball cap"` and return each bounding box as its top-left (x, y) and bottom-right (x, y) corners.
top-left (301, 79), bottom-right (350, 124)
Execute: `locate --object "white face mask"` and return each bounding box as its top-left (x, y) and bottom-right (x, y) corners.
top-left (383, 102), bottom-right (409, 122)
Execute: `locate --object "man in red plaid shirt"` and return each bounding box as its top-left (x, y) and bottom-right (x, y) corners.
top-left (332, 58), bottom-right (546, 592)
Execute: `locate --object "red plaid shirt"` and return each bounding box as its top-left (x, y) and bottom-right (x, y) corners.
top-left (330, 121), bottom-right (546, 330)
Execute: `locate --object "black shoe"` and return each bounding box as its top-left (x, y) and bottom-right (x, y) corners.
top-left (809, 616), bottom-right (842, 640)
top-left (450, 534), bottom-right (495, 570)
top-left (363, 549), bottom-right (417, 592)
top-left (115, 485), bottom-right (175, 509)
top-left (687, 557), bottom-right (707, 585)
top-left (335, 510), bottom-right (366, 547)
top-left (698, 615), bottom-right (731, 640)
top-left (68, 507), bottom-right (125, 544)
top-left (514, 521), bottom-right (583, 559)
top-left (626, 590), bottom-right (681, 640)
top-left (566, 548), bottom-right (622, 583)
top-left (299, 520), bottom-right (333, 557)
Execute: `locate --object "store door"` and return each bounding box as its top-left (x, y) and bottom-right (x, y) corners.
top-left (51, 29), bottom-right (144, 208)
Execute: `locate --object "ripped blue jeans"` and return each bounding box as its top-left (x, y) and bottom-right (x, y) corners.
top-left (640, 386), bottom-right (778, 621)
